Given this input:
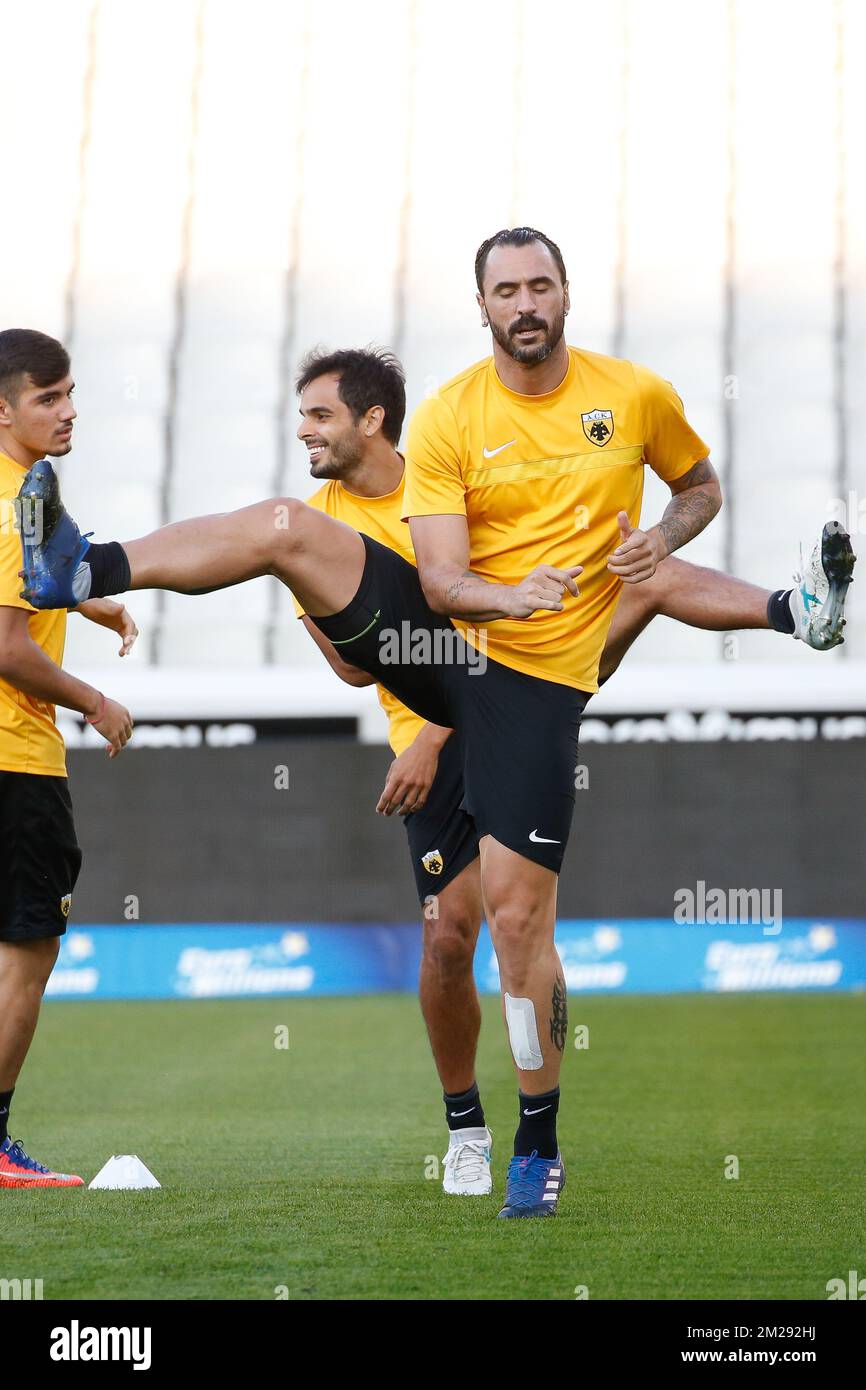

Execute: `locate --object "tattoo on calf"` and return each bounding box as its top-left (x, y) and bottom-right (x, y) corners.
top-left (550, 973), bottom-right (568, 1053)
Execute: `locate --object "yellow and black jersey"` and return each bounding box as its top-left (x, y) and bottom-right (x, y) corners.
top-left (294, 474), bottom-right (426, 756)
top-left (403, 346), bottom-right (710, 693)
top-left (0, 450), bottom-right (68, 775)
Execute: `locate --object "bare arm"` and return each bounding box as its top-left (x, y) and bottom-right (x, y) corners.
top-left (607, 458), bottom-right (722, 584)
top-left (300, 615), bottom-right (377, 688)
top-left (0, 605), bottom-right (103, 714)
top-left (653, 458), bottom-right (722, 557)
top-left (409, 514), bottom-right (583, 621)
top-left (375, 721), bottom-right (453, 816)
top-left (0, 606), bottom-right (134, 755)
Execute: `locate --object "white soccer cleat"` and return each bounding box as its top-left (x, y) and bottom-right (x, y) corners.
top-left (790, 521), bottom-right (855, 651)
top-left (442, 1126), bottom-right (493, 1195)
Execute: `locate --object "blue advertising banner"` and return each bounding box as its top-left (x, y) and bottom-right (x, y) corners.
top-left (44, 919), bottom-right (866, 1001)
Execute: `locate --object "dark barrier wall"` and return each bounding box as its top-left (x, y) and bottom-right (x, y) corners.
top-left (66, 740), bottom-right (865, 923)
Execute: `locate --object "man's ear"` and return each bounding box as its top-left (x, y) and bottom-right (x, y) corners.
top-left (563, 281), bottom-right (570, 316)
top-left (363, 404), bottom-right (386, 438)
top-left (0, 396), bottom-right (12, 426)
top-left (476, 292), bottom-right (488, 328)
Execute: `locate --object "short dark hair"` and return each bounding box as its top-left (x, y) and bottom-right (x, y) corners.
top-left (0, 328), bottom-right (70, 405)
top-left (295, 346), bottom-right (406, 446)
top-left (474, 227), bottom-right (568, 294)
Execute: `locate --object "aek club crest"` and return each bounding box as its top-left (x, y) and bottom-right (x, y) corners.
top-left (581, 408), bottom-right (614, 447)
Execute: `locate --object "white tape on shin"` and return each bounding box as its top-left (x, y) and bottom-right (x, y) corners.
top-left (504, 992), bottom-right (544, 1071)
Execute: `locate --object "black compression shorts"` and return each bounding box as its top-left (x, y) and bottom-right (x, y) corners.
top-left (312, 534), bottom-right (589, 873)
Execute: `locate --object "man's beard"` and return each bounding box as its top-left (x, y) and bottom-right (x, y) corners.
top-left (309, 431), bottom-right (363, 479)
top-left (490, 308), bottom-right (566, 365)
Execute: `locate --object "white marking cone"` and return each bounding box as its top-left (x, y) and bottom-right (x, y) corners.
top-left (88, 1155), bottom-right (161, 1190)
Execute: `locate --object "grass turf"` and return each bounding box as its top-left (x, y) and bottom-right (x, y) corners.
top-left (2, 992), bottom-right (864, 1300)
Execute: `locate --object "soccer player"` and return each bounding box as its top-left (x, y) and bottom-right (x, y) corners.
top-left (0, 329), bottom-right (135, 1188)
top-left (289, 345), bottom-right (853, 1197)
top-left (18, 231), bottom-right (855, 1216)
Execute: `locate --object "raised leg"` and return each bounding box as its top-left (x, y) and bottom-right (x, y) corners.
top-left (122, 498), bottom-right (367, 617)
top-left (600, 554), bottom-right (771, 682)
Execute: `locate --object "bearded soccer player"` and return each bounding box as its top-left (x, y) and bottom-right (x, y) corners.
top-left (287, 344), bottom-right (853, 1197)
top-left (0, 329), bottom-right (135, 1187)
top-left (18, 234), bottom-right (855, 1216)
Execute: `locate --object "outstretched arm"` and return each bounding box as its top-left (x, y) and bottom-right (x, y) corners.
top-left (607, 458), bottom-right (722, 584)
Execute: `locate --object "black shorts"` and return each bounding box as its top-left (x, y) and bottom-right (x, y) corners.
top-left (0, 772), bottom-right (82, 941)
top-left (312, 535), bottom-right (590, 873)
top-left (403, 732), bottom-right (480, 902)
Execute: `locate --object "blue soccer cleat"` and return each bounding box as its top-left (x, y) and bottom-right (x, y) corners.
top-left (16, 459), bottom-right (92, 609)
top-left (497, 1149), bottom-right (566, 1218)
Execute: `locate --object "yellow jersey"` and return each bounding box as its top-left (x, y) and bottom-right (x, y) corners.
top-left (0, 451), bottom-right (68, 775)
top-left (403, 346), bottom-right (711, 693)
top-left (295, 474), bottom-right (426, 756)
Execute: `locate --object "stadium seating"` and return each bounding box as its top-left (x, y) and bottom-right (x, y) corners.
top-left (2, 0), bottom-right (861, 707)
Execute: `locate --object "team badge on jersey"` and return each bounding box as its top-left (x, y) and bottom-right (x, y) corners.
top-left (421, 849), bottom-right (444, 875)
top-left (60, 893), bottom-right (72, 917)
top-left (582, 408), bottom-right (614, 446)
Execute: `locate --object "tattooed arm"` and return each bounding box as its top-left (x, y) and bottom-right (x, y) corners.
top-left (655, 458), bottom-right (723, 555)
top-left (607, 458), bottom-right (722, 585)
top-left (409, 513), bottom-right (584, 622)
top-left (408, 515), bottom-right (515, 620)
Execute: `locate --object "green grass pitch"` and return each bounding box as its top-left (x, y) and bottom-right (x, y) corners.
top-left (3, 992), bottom-right (864, 1300)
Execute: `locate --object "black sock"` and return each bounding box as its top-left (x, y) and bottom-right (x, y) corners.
top-left (444, 1081), bottom-right (485, 1132)
top-left (514, 1085), bottom-right (560, 1160)
top-left (0, 1087), bottom-right (13, 1145)
top-left (83, 541), bottom-right (132, 599)
top-left (767, 588), bottom-right (795, 635)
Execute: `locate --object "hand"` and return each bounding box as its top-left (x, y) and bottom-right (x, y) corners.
top-left (112, 603), bottom-right (139, 657)
top-left (376, 735), bottom-right (442, 816)
top-left (607, 511), bottom-right (666, 583)
top-left (86, 692), bottom-right (134, 758)
top-left (507, 564), bottom-right (583, 619)
top-left (74, 598), bottom-right (139, 656)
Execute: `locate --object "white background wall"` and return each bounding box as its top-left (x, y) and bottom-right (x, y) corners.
top-left (4, 0), bottom-right (864, 716)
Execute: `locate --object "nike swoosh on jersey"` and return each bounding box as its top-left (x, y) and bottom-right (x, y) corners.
top-left (529, 830), bottom-right (561, 844)
top-left (482, 439), bottom-right (517, 459)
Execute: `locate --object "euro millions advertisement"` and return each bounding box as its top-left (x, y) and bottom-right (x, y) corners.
top-left (45, 919), bottom-right (866, 1001)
